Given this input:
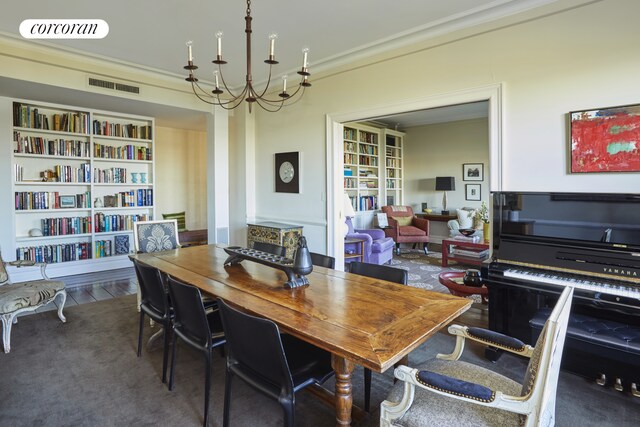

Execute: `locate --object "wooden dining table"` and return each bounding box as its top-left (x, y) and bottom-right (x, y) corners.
top-left (131, 244), bottom-right (471, 426)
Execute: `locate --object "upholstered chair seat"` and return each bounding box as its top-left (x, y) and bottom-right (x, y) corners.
top-left (0, 254), bottom-right (67, 353)
top-left (345, 218), bottom-right (394, 265)
top-left (381, 205), bottom-right (430, 255)
top-left (385, 358), bottom-right (521, 426)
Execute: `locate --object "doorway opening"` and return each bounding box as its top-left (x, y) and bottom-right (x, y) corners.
top-left (325, 83), bottom-right (503, 268)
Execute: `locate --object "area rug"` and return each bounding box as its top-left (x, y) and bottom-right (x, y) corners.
top-left (2, 294), bottom-right (639, 426)
top-left (387, 247), bottom-right (490, 304)
top-left (389, 248), bottom-right (463, 294)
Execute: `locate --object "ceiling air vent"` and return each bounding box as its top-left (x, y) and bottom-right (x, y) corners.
top-left (88, 77), bottom-right (140, 95)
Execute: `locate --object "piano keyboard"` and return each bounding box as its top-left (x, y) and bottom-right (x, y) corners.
top-left (503, 268), bottom-right (640, 300)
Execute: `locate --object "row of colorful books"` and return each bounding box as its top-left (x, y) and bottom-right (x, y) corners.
top-left (16, 242), bottom-right (92, 264)
top-left (41, 216), bottom-right (92, 236)
top-left (15, 191), bottom-right (91, 210)
top-left (14, 132), bottom-right (90, 157)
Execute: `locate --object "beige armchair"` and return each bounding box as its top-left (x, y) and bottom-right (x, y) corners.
top-left (0, 252), bottom-right (67, 353)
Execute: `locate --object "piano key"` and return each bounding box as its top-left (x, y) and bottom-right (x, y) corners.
top-left (503, 268), bottom-right (640, 300)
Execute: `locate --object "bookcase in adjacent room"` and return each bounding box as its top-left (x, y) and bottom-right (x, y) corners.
top-left (384, 129), bottom-right (404, 207)
top-left (6, 98), bottom-right (155, 279)
top-left (343, 122), bottom-right (404, 227)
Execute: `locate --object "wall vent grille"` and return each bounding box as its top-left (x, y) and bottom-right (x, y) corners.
top-left (88, 77), bottom-right (140, 94)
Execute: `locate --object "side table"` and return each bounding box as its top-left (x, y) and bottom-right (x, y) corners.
top-left (344, 237), bottom-right (366, 263)
top-left (441, 238), bottom-right (490, 267)
top-left (438, 271), bottom-right (488, 304)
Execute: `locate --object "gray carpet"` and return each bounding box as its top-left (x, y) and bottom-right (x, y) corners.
top-left (1, 294), bottom-right (639, 426)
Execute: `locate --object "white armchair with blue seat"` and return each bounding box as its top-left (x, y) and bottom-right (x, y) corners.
top-left (344, 218), bottom-right (395, 265)
top-left (380, 286), bottom-right (574, 427)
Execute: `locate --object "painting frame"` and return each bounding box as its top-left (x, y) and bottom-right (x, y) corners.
top-left (465, 184), bottom-right (481, 201)
top-left (59, 195), bottom-right (76, 208)
top-left (275, 151), bottom-right (300, 193)
top-left (462, 163), bottom-right (483, 181)
top-left (570, 103), bottom-right (640, 173)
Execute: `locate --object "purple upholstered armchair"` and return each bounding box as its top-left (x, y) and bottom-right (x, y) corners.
top-left (344, 218), bottom-right (395, 265)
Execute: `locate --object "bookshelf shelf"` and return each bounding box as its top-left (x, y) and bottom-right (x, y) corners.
top-left (7, 98), bottom-right (155, 276)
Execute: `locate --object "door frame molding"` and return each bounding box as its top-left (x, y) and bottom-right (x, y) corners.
top-left (325, 83), bottom-right (504, 268)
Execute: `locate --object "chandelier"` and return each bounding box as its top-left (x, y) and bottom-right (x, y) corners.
top-left (184, 0), bottom-right (311, 113)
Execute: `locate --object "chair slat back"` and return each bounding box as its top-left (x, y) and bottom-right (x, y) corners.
top-left (252, 242), bottom-right (287, 257)
top-left (133, 260), bottom-right (169, 315)
top-left (522, 286), bottom-right (574, 426)
top-left (348, 261), bottom-right (408, 285)
top-left (310, 252), bottom-right (335, 269)
top-left (217, 299), bottom-right (294, 393)
top-left (166, 276), bottom-right (211, 348)
top-left (133, 220), bottom-right (181, 253)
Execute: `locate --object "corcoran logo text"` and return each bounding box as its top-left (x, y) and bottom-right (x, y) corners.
top-left (603, 267), bottom-right (638, 277)
top-left (20, 19), bottom-right (109, 39)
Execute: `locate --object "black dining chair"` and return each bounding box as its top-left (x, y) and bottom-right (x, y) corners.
top-left (310, 252), bottom-right (336, 269)
top-left (166, 276), bottom-right (226, 427)
top-left (348, 261), bottom-right (408, 412)
top-left (133, 259), bottom-right (172, 384)
top-left (217, 298), bottom-right (335, 427)
top-left (252, 241), bottom-right (287, 257)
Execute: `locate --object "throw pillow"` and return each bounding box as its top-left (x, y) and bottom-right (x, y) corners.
top-left (391, 216), bottom-right (412, 227)
top-left (456, 209), bottom-right (473, 229)
top-left (162, 211), bottom-right (187, 232)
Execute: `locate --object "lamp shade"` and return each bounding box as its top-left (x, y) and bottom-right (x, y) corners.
top-left (435, 176), bottom-right (456, 191)
top-left (343, 193), bottom-right (356, 218)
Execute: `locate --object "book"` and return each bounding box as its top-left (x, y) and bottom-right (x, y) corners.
top-left (114, 235), bottom-right (130, 255)
top-left (452, 248), bottom-right (489, 258)
top-left (452, 234), bottom-right (481, 243)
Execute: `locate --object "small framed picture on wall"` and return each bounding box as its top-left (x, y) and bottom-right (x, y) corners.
top-left (275, 151), bottom-right (300, 193)
top-left (462, 163), bottom-right (484, 181)
top-left (465, 184), bottom-right (481, 201)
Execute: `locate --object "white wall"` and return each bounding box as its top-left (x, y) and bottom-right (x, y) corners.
top-left (245, 0), bottom-right (640, 255)
top-left (404, 118), bottom-right (489, 212)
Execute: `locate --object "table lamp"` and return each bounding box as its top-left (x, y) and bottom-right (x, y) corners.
top-left (343, 193), bottom-right (356, 236)
top-left (435, 176), bottom-right (455, 215)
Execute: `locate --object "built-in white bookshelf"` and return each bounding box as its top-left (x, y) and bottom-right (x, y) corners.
top-left (343, 122), bottom-right (404, 216)
top-left (6, 98), bottom-right (155, 278)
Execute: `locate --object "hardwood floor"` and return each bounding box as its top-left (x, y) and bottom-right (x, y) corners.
top-left (28, 267), bottom-right (138, 315)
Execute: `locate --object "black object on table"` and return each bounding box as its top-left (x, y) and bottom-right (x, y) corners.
top-left (223, 246), bottom-right (311, 289)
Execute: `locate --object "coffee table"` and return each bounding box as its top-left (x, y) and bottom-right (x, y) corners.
top-left (438, 271), bottom-right (488, 304)
top-left (441, 238), bottom-right (490, 267)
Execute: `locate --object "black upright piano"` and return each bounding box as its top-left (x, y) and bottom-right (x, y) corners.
top-left (485, 192), bottom-right (640, 392)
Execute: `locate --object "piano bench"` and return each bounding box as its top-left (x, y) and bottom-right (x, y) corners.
top-left (531, 309), bottom-right (640, 393)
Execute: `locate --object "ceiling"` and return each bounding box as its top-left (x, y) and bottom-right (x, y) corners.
top-left (0, 0), bottom-right (557, 128)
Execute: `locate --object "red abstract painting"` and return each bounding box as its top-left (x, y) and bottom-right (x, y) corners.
top-left (571, 104), bottom-right (640, 173)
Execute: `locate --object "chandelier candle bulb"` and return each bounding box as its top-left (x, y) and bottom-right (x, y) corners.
top-left (282, 75), bottom-right (287, 92)
top-left (216, 31), bottom-right (223, 57)
top-left (302, 48), bottom-right (308, 68)
top-left (214, 71), bottom-right (219, 88)
top-left (269, 33), bottom-right (276, 57)
top-left (186, 41), bottom-right (193, 62)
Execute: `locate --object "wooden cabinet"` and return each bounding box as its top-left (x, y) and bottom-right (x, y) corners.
top-left (6, 98), bottom-right (155, 278)
top-left (343, 123), bottom-right (404, 215)
top-left (247, 222), bottom-right (303, 259)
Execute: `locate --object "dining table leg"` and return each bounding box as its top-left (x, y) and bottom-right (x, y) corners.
top-left (332, 354), bottom-right (356, 426)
